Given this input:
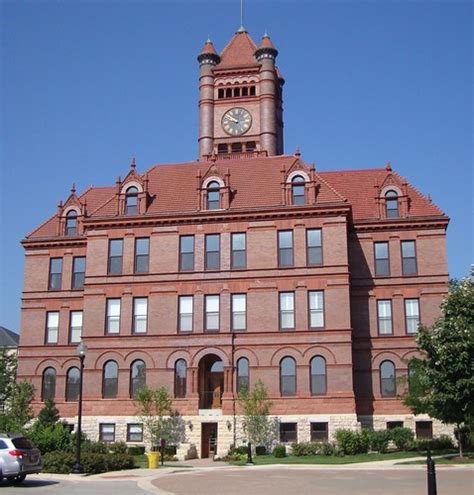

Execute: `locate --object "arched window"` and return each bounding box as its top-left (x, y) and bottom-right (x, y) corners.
top-left (65, 210), bottom-right (77, 236)
top-left (174, 359), bottom-right (187, 398)
top-left (380, 360), bottom-right (396, 397)
top-left (130, 360), bottom-right (146, 398)
top-left (236, 357), bottom-right (249, 393)
top-left (42, 367), bottom-right (56, 401)
top-left (280, 357), bottom-right (296, 396)
top-left (291, 175), bottom-right (305, 205)
top-left (103, 360), bottom-right (118, 399)
top-left (385, 190), bottom-right (399, 218)
top-left (66, 367), bottom-right (80, 401)
top-left (310, 356), bottom-right (327, 395)
top-left (207, 181), bottom-right (220, 210)
top-left (125, 186), bottom-right (139, 215)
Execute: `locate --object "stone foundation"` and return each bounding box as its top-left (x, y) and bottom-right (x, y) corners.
top-left (64, 413), bottom-right (454, 460)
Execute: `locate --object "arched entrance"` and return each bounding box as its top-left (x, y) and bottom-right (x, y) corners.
top-left (198, 354), bottom-right (224, 409)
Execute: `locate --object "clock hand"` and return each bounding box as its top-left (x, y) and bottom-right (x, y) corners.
top-left (227, 115), bottom-right (239, 123)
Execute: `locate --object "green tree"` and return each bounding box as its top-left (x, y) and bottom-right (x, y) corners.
top-left (404, 275), bottom-right (474, 457)
top-left (0, 347), bottom-right (17, 403)
top-left (36, 399), bottom-right (60, 427)
top-left (0, 380), bottom-right (35, 431)
top-left (134, 386), bottom-right (185, 450)
top-left (238, 379), bottom-right (279, 450)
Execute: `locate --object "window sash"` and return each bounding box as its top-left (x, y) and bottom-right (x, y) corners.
top-left (179, 296), bottom-right (193, 332)
top-left (133, 298), bottom-right (148, 334)
top-left (46, 312), bottom-right (59, 344)
top-left (278, 231), bottom-right (293, 267)
top-left (377, 300), bottom-right (393, 334)
top-left (280, 375), bottom-right (296, 396)
top-left (72, 257), bottom-right (86, 289)
top-left (280, 424), bottom-right (297, 442)
top-left (310, 423), bottom-right (328, 441)
top-left (49, 258), bottom-right (62, 290)
top-left (66, 370), bottom-right (80, 401)
top-left (179, 236), bottom-right (194, 271)
top-left (280, 293), bottom-right (295, 329)
top-left (231, 233), bottom-right (246, 269)
top-left (127, 424), bottom-right (143, 442)
top-left (405, 299), bottom-right (420, 334)
top-left (205, 296), bottom-right (220, 331)
top-left (70, 311), bottom-right (83, 343)
top-left (205, 235), bottom-right (220, 270)
top-left (100, 424), bottom-right (116, 442)
top-left (232, 294), bottom-right (246, 331)
top-left (401, 241), bottom-right (417, 275)
top-left (134, 238), bottom-right (149, 273)
top-left (386, 199), bottom-right (399, 217)
top-left (374, 242), bottom-right (390, 276)
top-left (309, 291), bottom-right (324, 328)
top-left (106, 299), bottom-right (121, 334)
top-left (311, 374), bottom-right (326, 395)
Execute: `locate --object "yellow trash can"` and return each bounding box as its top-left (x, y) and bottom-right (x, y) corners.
top-left (146, 451), bottom-right (161, 469)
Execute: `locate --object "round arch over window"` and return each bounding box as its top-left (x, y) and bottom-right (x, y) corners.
top-left (125, 186), bottom-right (139, 215)
top-left (130, 360), bottom-right (146, 398)
top-left (102, 360), bottom-right (118, 399)
top-left (310, 356), bottom-right (327, 396)
top-left (380, 360), bottom-right (396, 397)
top-left (65, 210), bottom-right (77, 236)
top-left (66, 366), bottom-right (80, 401)
top-left (236, 357), bottom-right (249, 393)
top-left (42, 367), bottom-right (56, 401)
top-left (291, 175), bottom-right (305, 205)
top-left (174, 359), bottom-right (187, 398)
top-left (280, 356), bottom-right (296, 396)
top-left (207, 181), bottom-right (220, 210)
top-left (385, 190), bottom-right (399, 218)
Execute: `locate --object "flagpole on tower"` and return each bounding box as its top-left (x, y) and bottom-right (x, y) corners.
top-left (238, 0), bottom-right (246, 32)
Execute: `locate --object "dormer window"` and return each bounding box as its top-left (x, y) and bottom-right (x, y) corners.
top-left (125, 186), bottom-right (138, 215)
top-left (385, 190), bottom-right (399, 218)
top-left (291, 175), bottom-right (306, 205)
top-left (65, 210), bottom-right (77, 236)
top-left (207, 181), bottom-right (220, 210)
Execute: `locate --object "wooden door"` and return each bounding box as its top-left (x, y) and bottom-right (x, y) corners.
top-left (201, 423), bottom-right (218, 458)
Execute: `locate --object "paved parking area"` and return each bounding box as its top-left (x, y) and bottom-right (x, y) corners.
top-left (153, 467), bottom-right (474, 495)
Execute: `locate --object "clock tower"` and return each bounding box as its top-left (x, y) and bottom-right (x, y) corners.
top-left (197, 28), bottom-right (284, 160)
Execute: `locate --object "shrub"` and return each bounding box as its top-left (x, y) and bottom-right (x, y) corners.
top-left (255, 445), bottom-right (267, 456)
top-left (81, 439), bottom-right (109, 454)
top-left (389, 427), bottom-right (414, 451)
top-left (105, 453), bottom-right (135, 471)
top-left (227, 446), bottom-right (249, 461)
top-left (27, 423), bottom-right (73, 454)
top-left (291, 442), bottom-right (320, 457)
top-left (365, 430), bottom-right (391, 453)
top-left (431, 435), bottom-right (455, 450)
top-left (80, 453), bottom-right (108, 474)
top-left (319, 442), bottom-right (336, 456)
top-left (272, 444), bottom-right (286, 458)
top-left (43, 451), bottom-right (75, 474)
top-left (335, 429), bottom-right (369, 455)
top-left (127, 445), bottom-right (146, 456)
top-left (109, 441), bottom-right (128, 454)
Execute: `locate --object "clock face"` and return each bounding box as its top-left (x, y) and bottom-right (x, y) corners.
top-left (222, 108), bottom-right (252, 136)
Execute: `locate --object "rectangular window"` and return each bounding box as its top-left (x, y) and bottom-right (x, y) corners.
top-left (133, 297), bottom-right (148, 334)
top-left (127, 424), bottom-right (143, 442)
top-left (374, 242), bottom-right (390, 276)
top-left (69, 310), bottom-right (83, 343)
top-left (377, 300), bottom-right (393, 335)
top-left (308, 291), bottom-right (324, 328)
top-left (179, 235), bottom-right (194, 271)
top-left (386, 421), bottom-right (404, 430)
top-left (278, 230), bottom-right (294, 267)
top-left (279, 423), bottom-right (297, 443)
top-left (205, 234), bottom-right (220, 270)
top-left (401, 240), bottom-right (417, 275)
top-left (72, 256), bottom-right (86, 289)
top-left (205, 295), bottom-right (220, 332)
top-left (106, 298), bottom-right (121, 334)
top-left (46, 311), bottom-right (59, 344)
top-left (306, 229), bottom-right (323, 266)
top-left (108, 239), bottom-right (123, 275)
top-left (99, 423), bottom-right (116, 443)
top-left (405, 299), bottom-right (420, 334)
top-left (416, 421), bottom-right (433, 439)
top-left (134, 238), bottom-right (149, 274)
top-left (178, 296), bottom-right (193, 332)
top-left (231, 294), bottom-right (247, 331)
top-left (48, 258), bottom-right (63, 290)
top-left (310, 422), bottom-right (328, 442)
top-left (279, 292), bottom-right (295, 330)
top-left (231, 233), bottom-right (246, 269)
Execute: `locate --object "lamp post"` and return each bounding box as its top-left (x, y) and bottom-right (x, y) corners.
top-left (72, 341), bottom-right (87, 474)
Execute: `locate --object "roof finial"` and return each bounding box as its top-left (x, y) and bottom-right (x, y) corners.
top-left (295, 145), bottom-right (301, 157)
top-left (131, 157), bottom-right (136, 169)
top-left (206, 34), bottom-right (212, 43)
top-left (264, 28), bottom-right (269, 38)
top-left (385, 161), bottom-right (392, 171)
top-left (71, 183), bottom-right (76, 194)
top-left (237, 0), bottom-right (246, 32)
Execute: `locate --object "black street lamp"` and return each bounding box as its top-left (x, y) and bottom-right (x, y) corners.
top-left (72, 341), bottom-right (87, 474)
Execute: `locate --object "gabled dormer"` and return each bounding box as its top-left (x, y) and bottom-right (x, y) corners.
top-left (57, 184), bottom-right (86, 236)
top-left (115, 158), bottom-right (150, 216)
top-left (375, 162), bottom-right (410, 219)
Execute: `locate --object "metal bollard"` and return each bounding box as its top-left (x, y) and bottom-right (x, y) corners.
top-left (246, 441), bottom-right (254, 465)
top-left (426, 446), bottom-right (437, 495)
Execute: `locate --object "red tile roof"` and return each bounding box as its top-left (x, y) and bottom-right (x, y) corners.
top-left (257, 34), bottom-right (277, 51)
top-left (200, 39), bottom-right (218, 56)
top-left (26, 156), bottom-right (446, 239)
top-left (218, 31), bottom-right (258, 69)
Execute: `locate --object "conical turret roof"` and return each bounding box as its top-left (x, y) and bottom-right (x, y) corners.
top-left (218, 31), bottom-right (258, 68)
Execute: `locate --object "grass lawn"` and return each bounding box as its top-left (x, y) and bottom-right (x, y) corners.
top-left (231, 451), bottom-right (425, 466)
top-left (398, 453), bottom-right (474, 465)
top-left (133, 455), bottom-right (194, 469)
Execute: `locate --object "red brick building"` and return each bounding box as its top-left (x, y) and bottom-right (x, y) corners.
top-left (17, 28), bottom-right (450, 457)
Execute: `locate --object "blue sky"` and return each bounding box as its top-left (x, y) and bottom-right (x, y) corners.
top-left (1, 0), bottom-right (472, 333)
